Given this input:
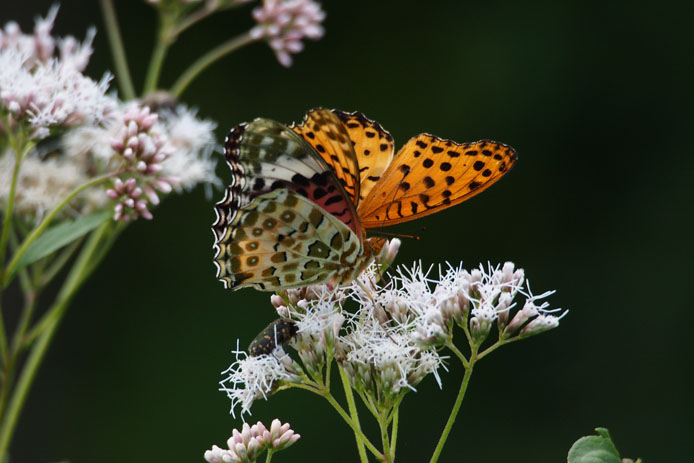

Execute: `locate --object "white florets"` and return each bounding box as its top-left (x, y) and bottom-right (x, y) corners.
top-left (219, 345), bottom-right (299, 417)
top-left (204, 419), bottom-right (300, 463)
top-left (0, 7), bottom-right (113, 139)
top-left (250, 0), bottom-right (325, 67)
top-left (220, 260), bottom-right (564, 417)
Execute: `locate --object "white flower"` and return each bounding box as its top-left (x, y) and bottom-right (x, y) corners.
top-left (204, 420), bottom-right (300, 463)
top-left (291, 296), bottom-right (345, 374)
top-left (157, 105), bottom-right (220, 192)
top-left (219, 345), bottom-right (300, 417)
top-left (0, 148), bottom-right (107, 222)
top-left (342, 314), bottom-right (444, 400)
top-left (250, 0), bottom-right (326, 67)
top-left (219, 261), bottom-right (564, 415)
top-left (64, 101), bottom-right (220, 222)
top-left (0, 7), bottom-right (112, 139)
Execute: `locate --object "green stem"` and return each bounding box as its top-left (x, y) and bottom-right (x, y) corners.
top-left (0, 345), bottom-right (14, 438)
top-left (170, 31), bottom-right (256, 98)
top-left (0, 222), bottom-right (112, 459)
top-left (476, 338), bottom-right (518, 361)
top-left (0, 268), bottom-right (34, 428)
top-left (23, 222), bottom-right (122, 348)
top-left (389, 406), bottom-right (399, 460)
top-left (8, 223), bottom-right (34, 295)
top-left (143, 13), bottom-right (176, 94)
top-left (0, 140), bottom-right (33, 286)
top-left (265, 448), bottom-right (274, 463)
top-left (4, 172), bottom-right (117, 284)
top-left (7, 226), bottom-right (36, 356)
top-left (429, 357), bottom-right (475, 463)
top-left (378, 411), bottom-right (392, 463)
top-left (81, 221), bottom-right (124, 277)
top-left (278, 382), bottom-right (322, 395)
top-left (324, 351), bottom-right (333, 390)
top-left (321, 391), bottom-right (382, 460)
top-left (38, 238), bottom-right (83, 288)
top-left (11, 292), bottom-right (36, 356)
top-left (0, 133), bottom-right (32, 366)
top-left (0, 302), bottom-right (6, 368)
top-left (357, 389), bottom-right (379, 421)
top-left (169, 1), bottom-right (218, 38)
top-left (338, 364), bottom-right (368, 463)
top-left (99, 0), bottom-right (137, 99)
top-left (448, 343), bottom-right (468, 368)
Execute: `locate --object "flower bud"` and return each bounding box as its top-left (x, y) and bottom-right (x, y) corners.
top-left (502, 300), bottom-right (538, 337)
top-left (519, 314), bottom-right (560, 338)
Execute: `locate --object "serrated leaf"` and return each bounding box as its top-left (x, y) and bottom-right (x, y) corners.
top-left (568, 428), bottom-right (622, 463)
top-left (14, 211), bottom-right (110, 272)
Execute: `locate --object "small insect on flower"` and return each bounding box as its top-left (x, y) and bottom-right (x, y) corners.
top-left (248, 318), bottom-right (298, 357)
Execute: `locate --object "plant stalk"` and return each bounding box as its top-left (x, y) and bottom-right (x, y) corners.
top-left (0, 222), bottom-right (112, 460)
top-left (338, 364), bottom-right (369, 463)
top-left (143, 12), bottom-right (177, 94)
top-left (0, 140), bottom-right (34, 287)
top-left (429, 358), bottom-right (475, 463)
top-left (170, 31), bottom-right (255, 97)
top-left (379, 411), bottom-right (392, 463)
top-left (99, 0), bottom-right (137, 99)
top-left (4, 172), bottom-right (117, 284)
top-left (321, 390), bottom-right (381, 461)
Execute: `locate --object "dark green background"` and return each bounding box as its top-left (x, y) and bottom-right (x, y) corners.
top-left (3, 0), bottom-right (693, 461)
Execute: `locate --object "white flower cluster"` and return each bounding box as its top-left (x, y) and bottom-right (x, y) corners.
top-left (101, 103), bottom-right (219, 221)
top-left (250, 0), bottom-right (325, 67)
top-left (219, 259), bottom-right (565, 416)
top-left (0, 148), bottom-right (107, 220)
top-left (0, 7), bottom-right (221, 223)
top-left (386, 261), bottom-right (566, 345)
top-left (0, 6), bottom-right (114, 139)
top-left (204, 419), bottom-right (300, 463)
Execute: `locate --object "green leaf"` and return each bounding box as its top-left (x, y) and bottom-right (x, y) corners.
top-left (14, 211), bottom-right (110, 273)
top-left (568, 428), bottom-right (622, 463)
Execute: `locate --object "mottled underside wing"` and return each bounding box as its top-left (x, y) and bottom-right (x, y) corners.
top-left (213, 117), bottom-right (362, 240)
top-left (357, 137), bottom-right (517, 228)
top-left (332, 110), bottom-right (395, 202)
top-left (291, 108), bottom-right (361, 205)
top-left (248, 318), bottom-right (298, 356)
top-left (213, 189), bottom-right (364, 291)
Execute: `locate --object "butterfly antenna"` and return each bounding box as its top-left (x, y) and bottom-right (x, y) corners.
top-left (371, 230), bottom-right (421, 241)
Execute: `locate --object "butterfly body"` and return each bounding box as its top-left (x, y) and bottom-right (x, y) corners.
top-left (213, 109), bottom-right (516, 291)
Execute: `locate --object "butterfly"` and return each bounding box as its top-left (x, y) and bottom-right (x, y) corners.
top-left (212, 108), bottom-right (517, 291)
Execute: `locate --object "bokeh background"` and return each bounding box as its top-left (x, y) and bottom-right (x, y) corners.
top-left (3, 0), bottom-right (693, 462)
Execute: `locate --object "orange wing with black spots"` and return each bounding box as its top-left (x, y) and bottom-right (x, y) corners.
top-left (356, 136), bottom-right (517, 228)
top-left (291, 109), bottom-right (361, 204)
top-left (332, 110), bottom-right (395, 203)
